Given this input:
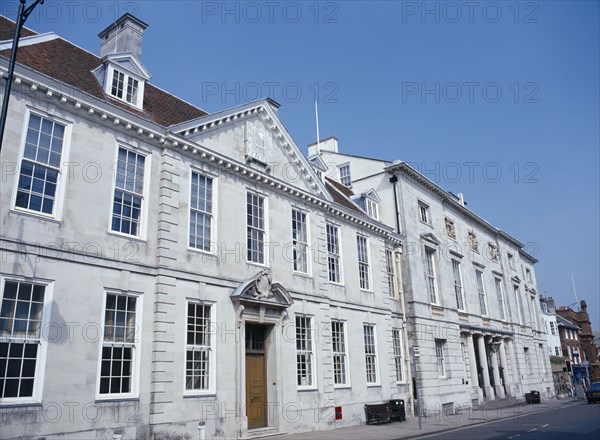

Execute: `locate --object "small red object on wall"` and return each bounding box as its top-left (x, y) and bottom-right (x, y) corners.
top-left (335, 406), bottom-right (342, 420)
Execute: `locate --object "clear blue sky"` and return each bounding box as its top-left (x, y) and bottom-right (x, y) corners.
top-left (3, 1), bottom-right (598, 325)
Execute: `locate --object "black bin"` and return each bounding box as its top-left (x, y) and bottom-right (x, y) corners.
top-left (389, 399), bottom-right (406, 422)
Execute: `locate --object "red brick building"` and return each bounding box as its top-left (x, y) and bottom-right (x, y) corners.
top-left (557, 301), bottom-right (600, 383)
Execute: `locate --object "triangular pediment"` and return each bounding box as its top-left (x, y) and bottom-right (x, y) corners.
top-left (170, 100), bottom-right (331, 199)
top-left (512, 275), bottom-right (522, 284)
top-left (307, 154), bottom-right (328, 172)
top-left (361, 188), bottom-right (381, 203)
top-left (231, 270), bottom-right (293, 309)
top-left (420, 232), bottom-right (440, 246)
top-left (104, 53), bottom-right (151, 80)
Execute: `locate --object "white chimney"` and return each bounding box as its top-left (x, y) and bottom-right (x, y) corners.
top-left (99, 13), bottom-right (148, 61)
top-left (308, 136), bottom-right (338, 156)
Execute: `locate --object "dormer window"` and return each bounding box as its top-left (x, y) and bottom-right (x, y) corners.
top-left (358, 189), bottom-right (381, 221)
top-left (366, 198), bottom-right (379, 220)
top-left (110, 68), bottom-right (140, 106)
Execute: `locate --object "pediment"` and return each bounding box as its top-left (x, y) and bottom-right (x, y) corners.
top-left (420, 232), bottom-right (440, 246)
top-left (512, 275), bottom-right (522, 284)
top-left (308, 154), bottom-right (329, 172)
top-left (231, 270), bottom-right (293, 309)
top-left (170, 100), bottom-right (331, 200)
top-left (361, 188), bottom-right (381, 203)
top-left (104, 53), bottom-right (151, 80)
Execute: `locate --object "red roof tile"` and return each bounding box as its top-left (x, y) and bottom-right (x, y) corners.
top-left (0, 16), bottom-right (37, 40)
top-left (0, 16), bottom-right (207, 127)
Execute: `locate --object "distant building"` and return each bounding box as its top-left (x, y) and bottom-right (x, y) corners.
top-left (557, 301), bottom-right (600, 383)
top-left (540, 296), bottom-right (562, 358)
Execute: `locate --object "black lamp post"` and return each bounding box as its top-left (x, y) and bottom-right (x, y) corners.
top-left (0, 0), bottom-right (45, 151)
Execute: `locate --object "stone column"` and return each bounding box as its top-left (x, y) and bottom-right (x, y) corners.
top-left (506, 338), bottom-right (520, 396)
top-left (490, 342), bottom-right (505, 399)
top-left (477, 334), bottom-right (494, 399)
top-left (498, 339), bottom-right (511, 396)
top-left (467, 333), bottom-right (484, 402)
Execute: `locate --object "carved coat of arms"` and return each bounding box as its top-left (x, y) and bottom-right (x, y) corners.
top-left (252, 270), bottom-right (273, 299)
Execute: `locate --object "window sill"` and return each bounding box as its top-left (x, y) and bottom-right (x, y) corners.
top-left (334, 385), bottom-right (352, 390)
top-left (246, 260), bottom-right (269, 269)
top-left (297, 387), bottom-right (318, 392)
top-left (0, 400), bottom-right (42, 408)
top-left (95, 396), bottom-right (139, 403)
top-left (106, 230), bottom-right (146, 243)
top-left (9, 208), bottom-right (62, 224)
top-left (360, 288), bottom-right (374, 294)
top-left (367, 384), bottom-right (381, 388)
top-left (184, 392), bottom-right (216, 398)
top-left (188, 246), bottom-right (218, 257)
top-left (293, 271), bottom-right (312, 279)
top-left (420, 221), bottom-right (434, 229)
top-left (329, 281), bottom-right (345, 287)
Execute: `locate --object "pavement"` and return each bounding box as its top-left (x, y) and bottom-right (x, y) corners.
top-left (276, 397), bottom-right (587, 440)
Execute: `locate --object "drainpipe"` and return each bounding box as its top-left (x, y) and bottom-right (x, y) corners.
top-left (389, 174), bottom-right (401, 234)
top-left (198, 421), bottom-right (206, 440)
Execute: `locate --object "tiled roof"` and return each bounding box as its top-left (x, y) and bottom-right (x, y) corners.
top-left (556, 315), bottom-right (581, 331)
top-left (0, 16), bottom-right (207, 127)
top-left (324, 178), bottom-right (363, 215)
top-left (0, 16), bottom-right (36, 40)
top-left (325, 176), bottom-right (355, 197)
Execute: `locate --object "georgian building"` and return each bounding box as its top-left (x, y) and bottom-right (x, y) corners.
top-left (539, 296), bottom-right (562, 358)
top-left (312, 137), bottom-right (554, 414)
top-left (557, 302), bottom-right (600, 382)
top-left (0, 14), bottom-right (410, 439)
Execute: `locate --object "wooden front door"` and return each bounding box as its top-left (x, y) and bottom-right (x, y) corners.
top-left (245, 324), bottom-right (268, 429)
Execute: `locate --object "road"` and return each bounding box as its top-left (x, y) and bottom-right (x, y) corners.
top-left (421, 401), bottom-right (600, 440)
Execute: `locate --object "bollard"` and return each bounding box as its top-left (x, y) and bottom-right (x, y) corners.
top-left (198, 421), bottom-right (206, 440)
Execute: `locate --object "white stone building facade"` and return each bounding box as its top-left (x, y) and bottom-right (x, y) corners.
top-left (0, 15), bottom-right (411, 440)
top-left (313, 137), bottom-right (555, 414)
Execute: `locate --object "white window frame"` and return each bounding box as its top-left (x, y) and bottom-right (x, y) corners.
top-left (424, 247), bottom-right (438, 304)
top-left (331, 320), bottom-right (350, 388)
top-left (513, 284), bottom-right (525, 325)
top-left (452, 259), bottom-right (465, 311)
top-left (188, 168), bottom-right (217, 254)
top-left (105, 64), bottom-right (145, 110)
top-left (291, 208), bottom-right (310, 275)
top-left (385, 248), bottom-right (398, 298)
top-left (326, 223), bottom-right (343, 285)
top-left (339, 163), bottom-right (351, 187)
top-left (475, 270), bottom-right (488, 316)
top-left (108, 145), bottom-right (150, 240)
top-left (508, 253), bottom-right (515, 270)
top-left (246, 190), bottom-right (269, 266)
top-left (525, 268), bottom-right (533, 283)
top-left (365, 198), bottom-right (379, 220)
top-left (435, 339), bottom-right (446, 378)
top-left (0, 276), bottom-right (53, 405)
top-left (554, 346), bottom-right (560, 356)
top-left (356, 234), bottom-right (372, 291)
top-left (363, 324), bottom-right (380, 386)
top-left (494, 277), bottom-right (506, 320)
top-left (392, 328), bottom-right (404, 383)
top-left (523, 347), bottom-right (531, 374)
top-left (183, 300), bottom-right (216, 396)
top-left (96, 291), bottom-right (143, 401)
top-left (549, 321), bottom-right (556, 335)
top-left (11, 109), bottom-right (72, 221)
top-left (296, 315), bottom-right (317, 390)
top-left (418, 200), bottom-right (430, 225)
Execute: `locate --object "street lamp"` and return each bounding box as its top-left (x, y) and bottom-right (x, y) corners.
top-left (0, 0), bottom-right (45, 151)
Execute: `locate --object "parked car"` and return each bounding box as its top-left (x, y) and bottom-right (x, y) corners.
top-left (585, 382), bottom-right (600, 403)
